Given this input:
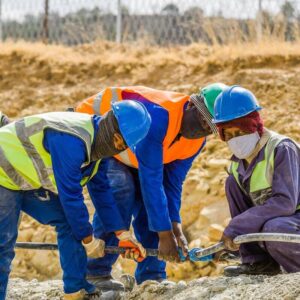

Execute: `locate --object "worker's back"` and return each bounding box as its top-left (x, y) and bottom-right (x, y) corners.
top-left (76, 86), bottom-right (205, 168)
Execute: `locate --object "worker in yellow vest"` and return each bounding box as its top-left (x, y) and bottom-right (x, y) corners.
top-left (0, 101), bottom-right (151, 300)
top-left (213, 86), bottom-right (300, 276)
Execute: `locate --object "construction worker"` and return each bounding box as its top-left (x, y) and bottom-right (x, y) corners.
top-left (0, 101), bottom-right (151, 300)
top-left (213, 86), bottom-right (300, 276)
top-left (75, 84), bottom-right (228, 288)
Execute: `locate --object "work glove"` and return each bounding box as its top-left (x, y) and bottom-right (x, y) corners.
top-left (116, 231), bottom-right (146, 262)
top-left (82, 236), bottom-right (105, 258)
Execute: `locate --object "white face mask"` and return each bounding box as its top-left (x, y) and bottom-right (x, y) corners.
top-left (227, 132), bottom-right (260, 159)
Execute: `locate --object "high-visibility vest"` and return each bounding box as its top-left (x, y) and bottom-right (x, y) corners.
top-left (76, 86), bottom-right (206, 168)
top-left (230, 130), bottom-right (300, 208)
top-left (0, 112), bottom-right (100, 193)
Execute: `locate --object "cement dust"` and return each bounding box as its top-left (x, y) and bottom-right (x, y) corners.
top-left (0, 41), bottom-right (299, 295)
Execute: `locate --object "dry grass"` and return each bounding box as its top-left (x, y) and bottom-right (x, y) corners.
top-left (1, 40), bottom-right (300, 65)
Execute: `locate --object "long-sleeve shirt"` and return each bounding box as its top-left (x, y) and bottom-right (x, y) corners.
top-left (134, 100), bottom-right (205, 231)
top-left (43, 116), bottom-right (125, 241)
top-left (224, 139), bottom-right (300, 238)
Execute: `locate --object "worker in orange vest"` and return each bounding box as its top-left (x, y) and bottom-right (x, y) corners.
top-left (75, 84), bottom-right (228, 290)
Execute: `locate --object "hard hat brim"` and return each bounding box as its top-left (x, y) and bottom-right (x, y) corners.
top-left (212, 106), bottom-right (262, 124)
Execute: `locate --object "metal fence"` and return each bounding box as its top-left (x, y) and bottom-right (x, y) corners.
top-left (1, 0), bottom-right (300, 46)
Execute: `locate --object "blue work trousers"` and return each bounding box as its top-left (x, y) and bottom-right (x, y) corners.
top-left (87, 158), bottom-right (166, 284)
top-left (0, 186), bottom-right (94, 300)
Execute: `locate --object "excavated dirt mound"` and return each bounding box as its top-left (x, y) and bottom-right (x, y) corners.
top-left (0, 41), bottom-right (299, 288)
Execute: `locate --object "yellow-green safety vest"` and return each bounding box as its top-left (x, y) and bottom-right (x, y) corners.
top-left (230, 130), bottom-right (300, 208)
top-left (0, 112), bottom-right (100, 193)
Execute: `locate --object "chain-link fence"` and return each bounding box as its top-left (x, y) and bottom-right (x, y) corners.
top-left (1, 0), bottom-right (300, 46)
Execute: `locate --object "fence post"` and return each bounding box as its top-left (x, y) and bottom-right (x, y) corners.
top-left (43, 0), bottom-right (49, 43)
top-left (116, 0), bottom-right (122, 43)
top-left (0, 0), bottom-right (2, 42)
top-left (257, 0), bottom-right (263, 42)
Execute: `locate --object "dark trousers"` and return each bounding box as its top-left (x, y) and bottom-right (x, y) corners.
top-left (87, 158), bottom-right (166, 284)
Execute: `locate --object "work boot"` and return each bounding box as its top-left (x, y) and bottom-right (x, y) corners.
top-left (87, 275), bottom-right (125, 292)
top-left (64, 288), bottom-right (102, 300)
top-left (224, 260), bottom-right (281, 277)
top-left (120, 274), bottom-right (136, 291)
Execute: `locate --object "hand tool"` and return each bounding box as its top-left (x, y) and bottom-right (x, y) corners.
top-left (16, 233), bottom-right (300, 262)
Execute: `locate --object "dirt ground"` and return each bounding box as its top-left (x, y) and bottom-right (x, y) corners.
top-left (7, 272), bottom-right (300, 300)
top-left (0, 40), bottom-right (299, 297)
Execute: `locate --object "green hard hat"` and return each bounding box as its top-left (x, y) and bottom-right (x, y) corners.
top-left (199, 83), bottom-right (229, 116)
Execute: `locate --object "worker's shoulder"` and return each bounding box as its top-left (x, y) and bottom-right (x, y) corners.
top-left (44, 128), bottom-right (87, 148)
top-left (275, 137), bottom-right (300, 156)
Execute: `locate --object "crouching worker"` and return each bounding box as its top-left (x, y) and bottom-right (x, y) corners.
top-left (0, 101), bottom-right (150, 300)
top-left (213, 86), bottom-right (300, 276)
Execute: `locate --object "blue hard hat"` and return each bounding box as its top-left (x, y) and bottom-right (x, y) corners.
top-left (212, 85), bottom-right (262, 124)
top-left (112, 100), bottom-right (151, 149)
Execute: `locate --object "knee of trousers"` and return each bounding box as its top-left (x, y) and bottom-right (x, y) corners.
top-left (262, 217), bottom-right (290, 234)
top-left (54, 220), bottom-right (73, 237)
top-left (0, 246), bottom-right (16, 273)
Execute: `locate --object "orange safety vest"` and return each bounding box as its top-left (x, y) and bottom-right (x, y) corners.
top-left (76, 86), bottom-right (205, 168)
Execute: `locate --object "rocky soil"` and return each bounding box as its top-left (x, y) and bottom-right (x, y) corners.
top-left (7, 272), bottom-right (300, 300)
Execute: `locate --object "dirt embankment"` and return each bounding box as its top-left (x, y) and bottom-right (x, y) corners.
top-left (0, 41), bottom-right (299, 284)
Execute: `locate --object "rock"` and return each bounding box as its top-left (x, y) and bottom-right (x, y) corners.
top-left (120, 274), bottom-right (136, 291)
top-left (199, 265), bottom-right (212, 277)
top-left (208, 224), bottom-right (224, 241)
top-left (17, 228), bottom-right (35, 242)
top-left (210, 284), bottom-right (227, 292)
top-left (207, 159), bottom-right (229, 169)
top-left (159, 280), bottom-right (176, 287)
top-left (177, 281), bottom-right (187, 290)
top-left (30, 251), bottom-right (60, 277)
top-left (188, 239), bottom-right (202, 249)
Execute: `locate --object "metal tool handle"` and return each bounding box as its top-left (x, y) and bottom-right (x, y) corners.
top-left (234, 233), bottom-right (300, 244)
top-left (16, 233), bottom-right (300, 260)
top-left (15, 242), bottom-right (158, 256)
top-left (193, 233), bottom-right (300, 259)
top-left (192, 242), bottom-right (225, 258)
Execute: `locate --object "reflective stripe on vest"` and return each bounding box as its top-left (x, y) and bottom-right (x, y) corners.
top-left (230, 131), bottom-right (300, 209)
top-left (76, 86), bottom-right (206, 168)
top-left (0, 112), bottom-right (98, 193)
top-left (93, 87), bottom-right (120, 115)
